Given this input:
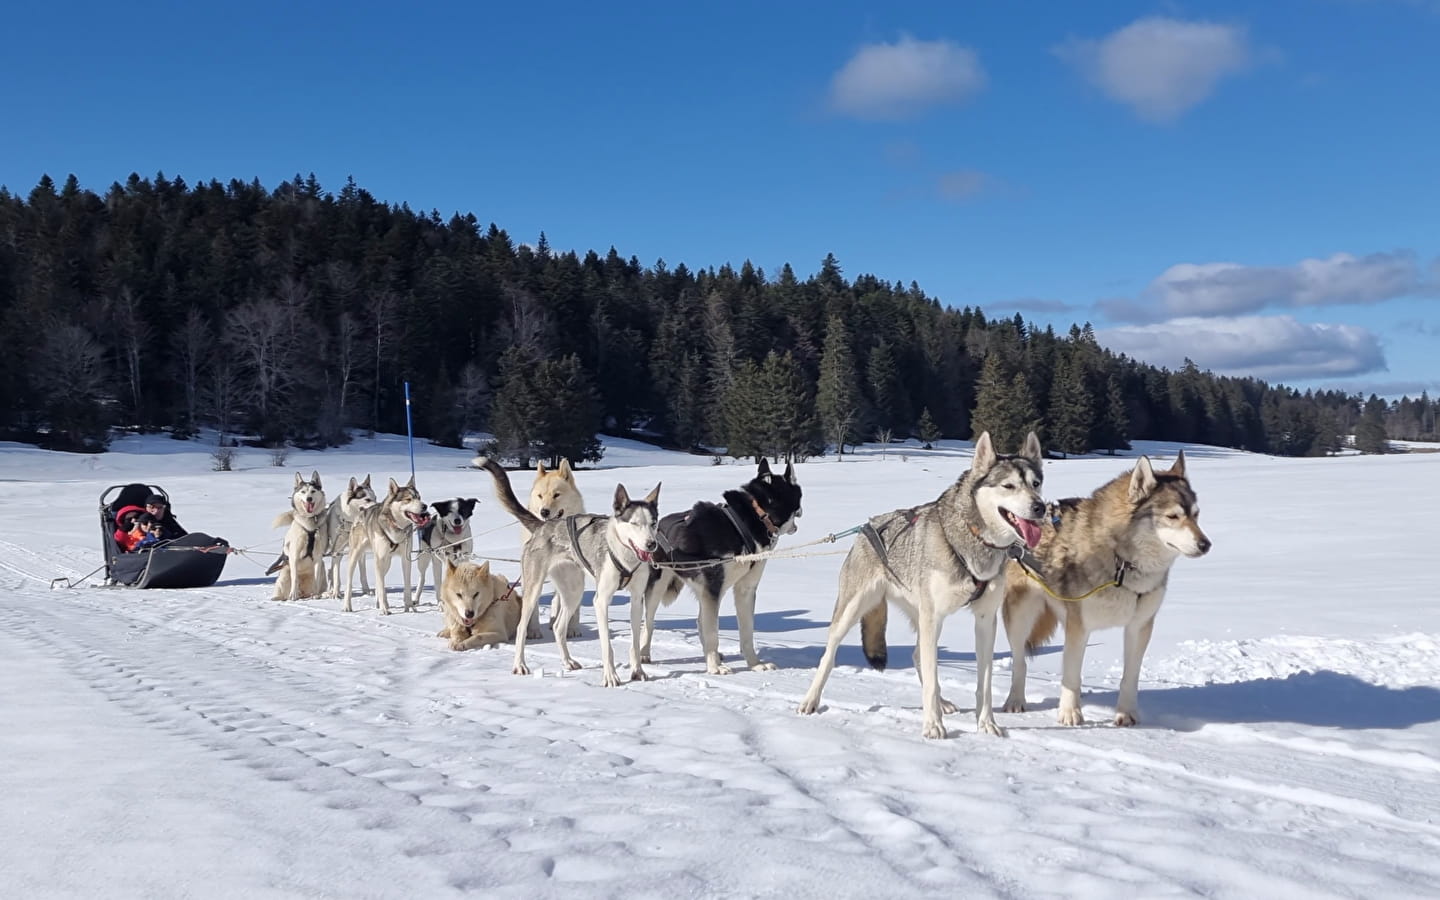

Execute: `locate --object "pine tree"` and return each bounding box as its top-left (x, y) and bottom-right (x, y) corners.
top-left (1047, 352), bottom-right (1093, 457)
top-left (969, 354), bottom-right (1011, 444)
top-left (916, 407), bottom-right (940, 447)
top-left (816, 315), bottom-right (862, 455)
top-left (722, 359), bottom-right (766, 461)
top-left (530, 354), bottom-right (605, 466)
top-left (1094, 372), bottom-right (1131, 455)
top-left (1354, 394), bottom-right (1389, 454)
top-left (866, 338), bottom-right (901, 431)
top-left (723, 352), bottom-right (819, 462)
top-left (1004, 372), bottom-right (1041, 455)
top-left (489, 346), bottom-right (544, 466)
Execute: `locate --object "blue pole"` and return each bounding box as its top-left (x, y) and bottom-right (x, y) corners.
top-left (404, 381), bottom-right (415, 480)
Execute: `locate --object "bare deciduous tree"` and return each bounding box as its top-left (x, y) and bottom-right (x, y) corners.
top-left (875, 426), bottom-right (894, 460)
top-left (175, 307), bottom-right (210, 429)
top-left (33, 323), bottom-right (109, 448)
top-left (367, 290), bottom-right (400, 435)
top-left (500, 283), bottom-right (552, 358)
top-left (202, 356), bottom-right (243, 446)
top-left (108, 286), bottom-right (151, 420)
top-left (225, 298), bottom-right (292, 423)
top-left (453, 361), bottom-right (492, 439)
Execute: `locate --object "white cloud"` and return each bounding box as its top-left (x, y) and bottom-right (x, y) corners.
top-left (1055, 17), bottom-right (1252, 122)
top-left (1099, 251), bottom-right (1427, 322)
top-left (828, 36), bottom-right (986, 121)
top-left (1096, 315), bottom-right (1386, 381)
top-left (1002, 297), bottom-right (1083, 314)
top-left (935, 169), bottom-right (990, 201)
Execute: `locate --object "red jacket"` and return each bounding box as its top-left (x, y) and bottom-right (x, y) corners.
top-left (114, 505), bottom-right (147, 551)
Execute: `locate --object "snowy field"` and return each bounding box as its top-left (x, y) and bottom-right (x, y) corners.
top-left (1, 432), bottom-right (1438, 899)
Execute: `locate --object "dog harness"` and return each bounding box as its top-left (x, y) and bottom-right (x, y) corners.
top-left (863, 506), bottom-right (1017, 606)
top-left (719, 503), bottom-right (762, 555)
top-left (565, 514), bottom-right (640, 589)
top-left (293, 513), bottom-right (321, 559)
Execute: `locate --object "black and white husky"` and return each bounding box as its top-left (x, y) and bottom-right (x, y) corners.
top-left (638, 459), bottom-right (804, 678)
top-left (474, 457), bottom-right (660, 688)
top-left (416, 497), bottom-right (479, 597)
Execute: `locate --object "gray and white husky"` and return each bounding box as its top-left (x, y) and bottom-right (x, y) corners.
top-left (343, 476), bottom-right (431, 615)
top-left (272, 471), bottom-right (329, 602)
top-left (474, 457), bottom-right (660, 687)
top-left (798, 432), bottom-right (1047, 739)
top-left (323, 474), bottom-right (378, 599)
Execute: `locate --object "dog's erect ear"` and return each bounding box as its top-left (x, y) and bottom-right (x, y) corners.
top-left (312, 470), bottom-right (322, 490)
top-left (1169, 449), bottom-right (1187, 478)
top-left (782, 462), bottom-right (795, 484)
top-left (1129, 457), bottom-right (1159, 501)
top-left (972, 432), bottom-right (996, 473)
top-left (405, 475), bottom-right (416, 489)
top-left (443, 558), bottom-right (459, 578)
top-left (559, 458), bottom-right (574, 482)
top-left (476, 560), bottom-right (490, 578)
top-left (348, 476), bottom-right (358, 491)
top-left (459, 497), bottom-right (478, 517)
top-left (388, 477), bottom-right (400, 495)
top-left (756, 458), bottom-right (772, 480)
top-left (1020, 431), bottom-right (1043, 465)
top-left (613, 483), bottom-right (631, 514)
top-left (643, 482), bottom-right (661, 506)
top-left (536, 461), bottom-right (548, 476)
top-left (294, 471), bottom-right (304, 488)
top-left (362, 474), bottom-right (372, 488)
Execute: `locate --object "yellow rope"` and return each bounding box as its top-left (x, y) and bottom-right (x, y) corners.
top-left (1014, 558), bottom-right (1118, 603)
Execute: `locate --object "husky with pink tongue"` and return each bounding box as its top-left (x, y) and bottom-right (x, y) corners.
top-left (798, 432), bottom-right (1047, 739)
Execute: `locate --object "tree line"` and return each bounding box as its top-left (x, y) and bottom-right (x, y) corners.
top-left (0, 172), bottom-right (1431, 461)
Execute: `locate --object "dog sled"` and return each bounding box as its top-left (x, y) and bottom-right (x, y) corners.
top-left (99, 483), bottom-right (230, 589)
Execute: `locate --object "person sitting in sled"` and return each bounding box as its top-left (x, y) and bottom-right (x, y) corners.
top-left (115, 509), bottom-right (160, 552)
top-left (143, 494), bottom-right (187, 540)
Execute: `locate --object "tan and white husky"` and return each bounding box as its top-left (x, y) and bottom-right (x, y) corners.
top-left (436, 559), bottom-right (522, 651)
top-left (1001, 452), bottom-right (1211, 727)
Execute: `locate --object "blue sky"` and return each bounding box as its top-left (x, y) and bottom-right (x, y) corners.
top-left (3, 0), bottom-right (1436, 396)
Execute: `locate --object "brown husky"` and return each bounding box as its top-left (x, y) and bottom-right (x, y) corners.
top-left (436, 560), bottom-right (522, 651)
top-left (1001, 451), bottom-right (1211, 727)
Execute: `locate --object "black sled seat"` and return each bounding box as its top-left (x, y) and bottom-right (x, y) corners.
top-left (100, 483), bottom-right (229, 589)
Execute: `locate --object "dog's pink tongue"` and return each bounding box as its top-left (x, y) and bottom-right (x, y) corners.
top-left (1017, 518), bottom-right (1042, 549)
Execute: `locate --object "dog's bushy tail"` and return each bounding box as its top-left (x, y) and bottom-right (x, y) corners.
top-left (860, 603), bottom-right (888, 670)
top-left (1002, 584), bottom-right (1059, 656)
top-left (1025, 605), bottom-right (1058, 655)
top-left (473, 457), bottom-right (543, 532)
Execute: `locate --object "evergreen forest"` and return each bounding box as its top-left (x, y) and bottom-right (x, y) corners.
top-left (2, 173), bottom-right (1433, 462)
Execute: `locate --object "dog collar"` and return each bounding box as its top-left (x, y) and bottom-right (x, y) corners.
top-left (968, 523), bottom-right (1017, 552)
top-left (750, 498), bottom-right (779, 536)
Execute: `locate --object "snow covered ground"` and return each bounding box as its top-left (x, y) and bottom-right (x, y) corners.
top-left (1, 432), bottom-right (1437, 899)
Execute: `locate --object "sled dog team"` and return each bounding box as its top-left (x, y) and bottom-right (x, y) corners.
top-left (269, 433), bottom-right (1210, 738)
